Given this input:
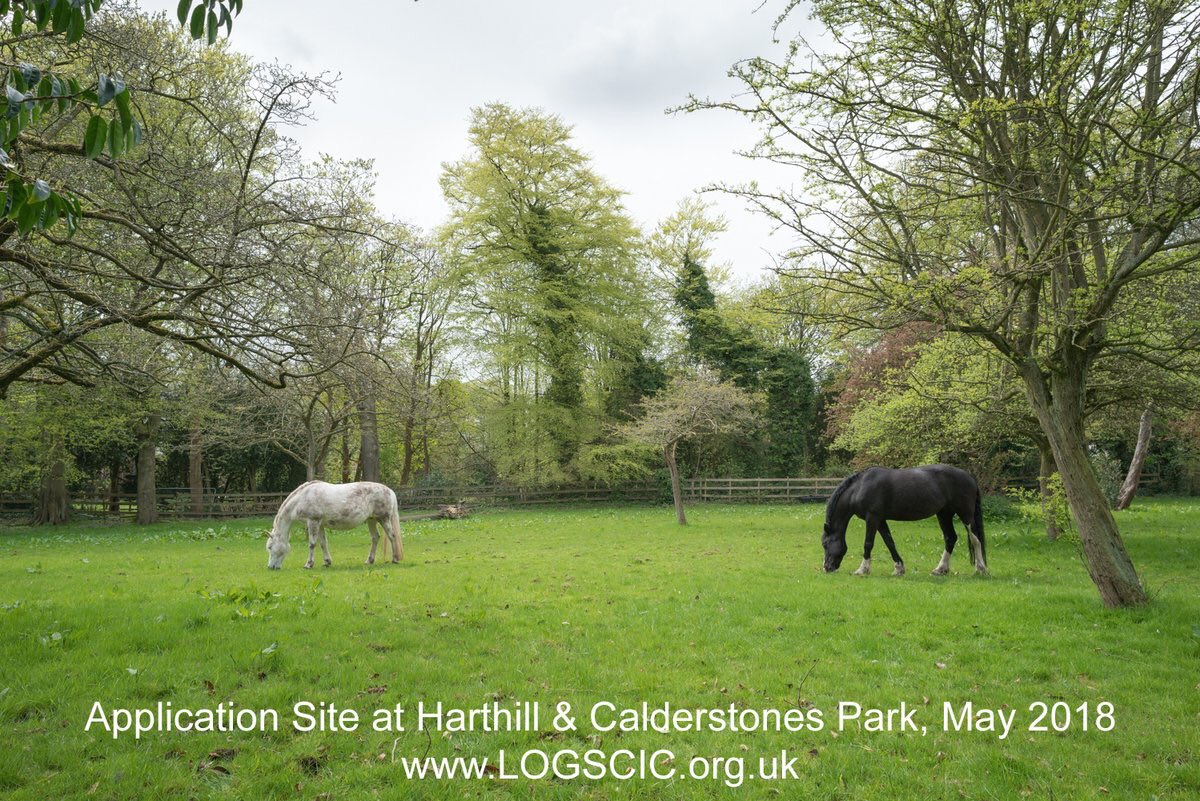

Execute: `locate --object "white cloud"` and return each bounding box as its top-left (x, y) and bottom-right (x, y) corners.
top-left (138, 0), bottom-right (811, 279)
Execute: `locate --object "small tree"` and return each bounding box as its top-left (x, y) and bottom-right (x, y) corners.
top-left (619, 376), bottom-right (759, 525)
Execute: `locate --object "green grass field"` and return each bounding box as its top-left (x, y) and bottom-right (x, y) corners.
top-left (1, 499), bottom-right (1197, 800)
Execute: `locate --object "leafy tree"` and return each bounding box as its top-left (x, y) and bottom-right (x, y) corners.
top-left (1, 1), bottom-right (244, 231)
top-left (655, 200), bottom-right (817, 474)
top-left (693, 0), bottom-right (1200, 606)
top-left (0, 378), bottom-right (138, 522)
top-left (441, 103), bottom-right (647, 476)
top-left (618, 374), bottom-right (759, 525)
top-left (1, 8), bottom-right (359, 396)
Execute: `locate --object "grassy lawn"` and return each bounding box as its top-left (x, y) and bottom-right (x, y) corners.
top-left (1, 499), bottom-right (1197, 800)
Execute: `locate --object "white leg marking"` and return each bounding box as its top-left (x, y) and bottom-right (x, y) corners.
top-left (968, 530), bottom-right (986, 574)
top-left (931, 550), bottom-right (951, 576)
top-left (851, 558), bottom-right (871, 576)
top-left (893, 562), bottom-right (905, 577)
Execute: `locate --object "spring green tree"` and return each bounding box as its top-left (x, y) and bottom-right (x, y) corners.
top-left (0, 7), bottom-right (357, 397)
top-left (440, 103), bottom-right (647, 478)
top-left (693, 0), bottom-right (1200, 606)
top-left (618, 374), bottom-right (759, 525)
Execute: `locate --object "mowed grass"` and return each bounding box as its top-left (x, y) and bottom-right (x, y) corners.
top-left (0, 499), bottom-right (1197, 800)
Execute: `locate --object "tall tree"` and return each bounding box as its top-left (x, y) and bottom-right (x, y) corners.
top-left (655, 200), bottom-right (817, 474)
top-left (395, 239), bottom-right (457, 486)
top-left (441, 103), bottom-right (645, 476)
top-left (693, 0), bottom-right (1200, 606)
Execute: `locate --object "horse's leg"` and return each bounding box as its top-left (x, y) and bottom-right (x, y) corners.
top-left (958, 512), bottom-right (987, 575)
top-left (932, 511), bottom-right (957, 575)
top-left (304, 520), bottom-right (318, 569)
top-left (878, 521), bottom-right (905, 576)
top-left (383, 517), bottom-right (402, 564)
top-left (318, 524), bottom-right (332, 567)
top-left (366, 520), bottom-right (380, 565)
top-left (852, 517), bottom-right (878, 576)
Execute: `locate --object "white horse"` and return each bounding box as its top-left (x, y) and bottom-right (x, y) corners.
top-left (266, 481), bottom-right (404, 570)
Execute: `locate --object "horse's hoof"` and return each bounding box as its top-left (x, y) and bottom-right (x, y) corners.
top-left (366, 558), bottom-right (374, 565)
top-left (893, 563), bottom-right (905, 577)
top-left (931, 567), bottom-right (949, 576)
top-left (324, 560), bottom-right (332, 567)
top-left (391, 558), bottom-right (399, 564)
top-left (975, 567), bottom-right (989, 577)
top-left (303, 563), bottom-right (313, 570)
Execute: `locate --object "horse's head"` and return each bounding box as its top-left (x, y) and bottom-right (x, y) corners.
top-left (266, 528), bottom-right (290, 570)
top-left (821, 521), bottom-right (847, 572)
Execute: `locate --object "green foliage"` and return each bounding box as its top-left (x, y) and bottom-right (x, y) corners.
top-left (979, 491), bottom-right (1019, 522)
top-left (830, 333), bottom-right (1028, 477)
top-left (1089, 451), bottom-right (1124, 509)
top-left (0, 382), bottom-right (141, 497)
top-left (619, 374), bottom-right (761, 450)
top-left (0, 0), bottom-right (240, 234)
top-left (575, 443), bottom-right (659, 482)
top-left (441, 103), bottom-right (650, 477)
top-left (1006, 475), bottom-right (1072, 539)
top-left (197, 582), bottom-right (280, 619)
top-left (662, 203), bottom-right (817, 474)
top-left (602, 351), bottom-right (670, 422)
top-left (2, 0), bottom-right (101, 44)
top-left (176, 0), bottom-right (243, 45)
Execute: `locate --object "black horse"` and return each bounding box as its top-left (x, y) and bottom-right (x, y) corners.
top-left (821, 464), bottom-right (987, 577)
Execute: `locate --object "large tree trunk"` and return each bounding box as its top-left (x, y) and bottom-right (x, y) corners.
top-left (35, 435), bottom-right (70, 525)
top-left (188, 424), bottom-right (204, 516)
top-left (400, 416), bottom-right (416, 486)
top-left (357, 388), bottom-right (381, 483)
top-left (1115, 407), bottom-right (1152, 511)
top-left (1036, 437), bottom-right (1061, 541)
top-left (304, 437), bottom-right (321, 481)
top-left (664, 440), bottom-right (687, 526)
top-left (340, 428), bottom-right (352, 483)
top-left (1023, 370), bottom-right (1146, 607)
top-left (135, 414), bottom-right (160, 525)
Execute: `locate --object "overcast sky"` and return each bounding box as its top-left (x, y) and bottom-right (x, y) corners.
top-left (142, 0), bottom-right (820, 281)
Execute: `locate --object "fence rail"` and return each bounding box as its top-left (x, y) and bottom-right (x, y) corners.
top-left (0, 482), bottom-right (668, 522)
top-left (0, 472), bottom-right (1166, 522)
top-left (682, 477), bottom-right (844, 503)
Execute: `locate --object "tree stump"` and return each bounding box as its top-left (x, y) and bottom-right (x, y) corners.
top-left (436, 504), bottom-right (468, 520)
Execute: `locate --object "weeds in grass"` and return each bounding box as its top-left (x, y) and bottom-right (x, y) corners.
top-left (198, 583), bottom-right (281, 619)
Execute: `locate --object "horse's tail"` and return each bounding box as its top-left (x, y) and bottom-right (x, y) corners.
top-left (389, 493), bottom-right (404, 562)
top-left (973, 486), bottom-right (987, 567)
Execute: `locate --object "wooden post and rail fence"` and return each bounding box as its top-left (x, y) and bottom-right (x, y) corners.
top-left (0, 474), bottom-right (1160, 522)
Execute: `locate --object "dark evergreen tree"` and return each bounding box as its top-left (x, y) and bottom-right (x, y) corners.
top-left (674, 255), bottom-right (816, 474)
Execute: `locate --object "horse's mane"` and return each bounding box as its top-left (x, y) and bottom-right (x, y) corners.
top-left (274, 481), bottom-right (318, 526)
top-left (825, 470), bottom-right (863, 516)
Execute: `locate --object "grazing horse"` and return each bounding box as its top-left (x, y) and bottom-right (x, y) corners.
top-left (266, 481), bottom-right (404, 570)
top-left (821, 465), bottom-right (987, 577)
